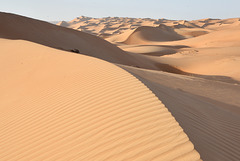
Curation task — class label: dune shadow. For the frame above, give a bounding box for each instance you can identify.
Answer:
[127,74,240,161]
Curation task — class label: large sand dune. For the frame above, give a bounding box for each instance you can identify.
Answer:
[0,39,200,160]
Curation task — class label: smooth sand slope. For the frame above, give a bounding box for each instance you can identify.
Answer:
[0,39,200,160]
[157,47,240,81]
[0,12,127,64]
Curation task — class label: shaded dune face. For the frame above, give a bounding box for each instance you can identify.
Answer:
[121,65,240,161]
[124,26,185,45]
[0,40,201,161]
[0,12,134,66]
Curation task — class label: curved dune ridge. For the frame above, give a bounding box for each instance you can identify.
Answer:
[0,39,201,160]
[123,26,184,45]
[121,65,240,161]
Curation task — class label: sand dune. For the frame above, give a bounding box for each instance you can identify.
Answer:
[106,29,135,43]
[0,12,129,65]
[107,27,209,44]
[0,39,200,160]
[123,25,184,45]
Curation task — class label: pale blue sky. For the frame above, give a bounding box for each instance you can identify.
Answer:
[1,0,240,21]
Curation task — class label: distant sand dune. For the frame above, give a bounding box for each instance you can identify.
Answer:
[123,25,184,45]
[0,39,200,160]
[58,16,240,40]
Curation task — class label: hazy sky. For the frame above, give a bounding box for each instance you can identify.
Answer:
[1,0,240,21]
